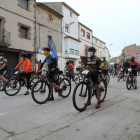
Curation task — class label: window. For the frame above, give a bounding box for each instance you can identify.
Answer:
[87,32,90,39]
[18,23,31,39]
[70,49,74,54]
[70,12,72,17]
[20,0,28,10]
[65,26,69,32]
[75,50,79,55]
[20,26,28,39]
[69,60,74,65]
[81,29,85,37]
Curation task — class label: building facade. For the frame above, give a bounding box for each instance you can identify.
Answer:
[0,0,36,74]
[105,47,111,62]
[36,3,63,69]
[44,2,81,71]
[92,36,106,58]
[78,22,93,64]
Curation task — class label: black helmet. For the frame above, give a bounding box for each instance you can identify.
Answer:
[66,61,69,65]
[88,46,96,51]
[21,53,28,57]
[43,47,50,51]
[0,53,4,56]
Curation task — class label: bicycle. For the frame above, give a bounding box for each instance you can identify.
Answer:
[72,69,107,112]
[126,68,137,90]
[76,68,85,81]
[64,70,80,84]
[112,69,118,78]
[100,70,110,85]
[117,68,126,82]
[31,70,71,104]
[0,70,14,91]
[4,71,40,96]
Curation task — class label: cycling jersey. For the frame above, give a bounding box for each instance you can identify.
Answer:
[15,58,33,73]
[102,60,108,70]
[129,61,138,69]
[0,58,7,70]
[67,64,73,71]
[43,54,57,71]
[123,62,130,69]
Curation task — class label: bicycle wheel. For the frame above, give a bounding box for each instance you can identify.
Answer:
[31,80,50,104]
[58,78,71,98]
[30,76,41,91]
[123,74,126,81]
[126,75,131,90]
[112,73,115,78]
[99,79,107,102]
[0,80,4,91]
[73,74,80,84]
[131,77,135,87]
[4,78,21,96]
[117,73,121,82]
[107,74,110,85]
[73,81,90,112]
[59,74,64,81]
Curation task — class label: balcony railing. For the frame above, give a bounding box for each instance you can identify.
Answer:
[0,30,11,46]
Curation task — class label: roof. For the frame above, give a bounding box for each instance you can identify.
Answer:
[79,22,92,32]
[44,2,80,16]
[36,3,63,18]
[92,36,106,44]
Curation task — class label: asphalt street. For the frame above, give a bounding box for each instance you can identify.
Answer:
[0,76,140,140]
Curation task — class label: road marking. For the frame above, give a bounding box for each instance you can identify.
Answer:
[0,112,8,116]
[71,108,91,114]
[34,101,51,106]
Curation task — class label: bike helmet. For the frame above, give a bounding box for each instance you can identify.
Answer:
[130,56,135,60]
[21,53,28,57]
[0,53,4,56]
[43,47,50,51]
[66,61,69,65]
[88,46,96,51]
[102,56,106,59]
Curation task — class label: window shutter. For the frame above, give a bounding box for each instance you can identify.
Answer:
[20,0,28,10]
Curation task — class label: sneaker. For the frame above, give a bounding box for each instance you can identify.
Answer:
[95,102,100,109]
[84,101,91,106]
[47,96,54,101]
[58,89,63,96]
[134,86,137,89]
[24,91,29,95]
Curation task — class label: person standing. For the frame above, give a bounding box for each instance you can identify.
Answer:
[15,53,33,95]
[0,53,8,89]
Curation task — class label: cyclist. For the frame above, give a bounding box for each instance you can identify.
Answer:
[79,46,104,109]
[0,53,8,89]
[35,59,42,71]
[66,61,74,80]
[109,65,113,75]
[101,56,108,84]
[15,53,33,95]
[40,47,62,101]
[113,63,118,75]
[122,58,130,77]
[129,56,138,89]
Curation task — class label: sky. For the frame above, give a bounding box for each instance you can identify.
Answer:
[37,0,140,58]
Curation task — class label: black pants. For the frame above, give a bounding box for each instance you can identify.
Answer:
[26,72,32,89]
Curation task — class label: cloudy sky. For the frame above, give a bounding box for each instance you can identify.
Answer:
[37,0,140,58]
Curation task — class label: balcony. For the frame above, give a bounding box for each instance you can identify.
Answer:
[0,30,11,47]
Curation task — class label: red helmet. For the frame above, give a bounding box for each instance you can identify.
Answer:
[130,56,135,60]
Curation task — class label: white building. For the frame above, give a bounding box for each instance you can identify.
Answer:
[44,2,81,71]
[105,47,111,62]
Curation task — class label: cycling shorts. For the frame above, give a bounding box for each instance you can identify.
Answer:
[103,70,108,76]
[123,69,128,74]
[132,70,137,76]
[0,69,7,76]
[48,70,58,83]
[91,73,100,84]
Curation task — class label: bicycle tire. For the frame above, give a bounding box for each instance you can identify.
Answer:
[4,77,21,96]
[73,74,80,84]
[117,73,121,82]
[107,74,110,85]
[30,76,41,91]
[0,80,4,91]
[31,80,51,104]
[58,78,71,98]
[126,75,131,90]
[72,81,90,112]
[98,79,107,102]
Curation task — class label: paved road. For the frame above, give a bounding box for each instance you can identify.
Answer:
[0,76,140,140]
